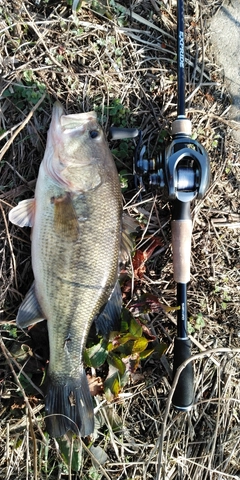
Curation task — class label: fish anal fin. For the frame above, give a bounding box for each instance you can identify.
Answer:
[95,281,122,336]
[45,367,94,438]
[52,193,79,241]
[16,283,45,328]
[9,198,35,228]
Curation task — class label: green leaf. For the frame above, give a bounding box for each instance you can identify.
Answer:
[23,69,33,83]
[57,435,82,472]
[153,342,168,357]
[188,323,195,334]
[132,337,148,354]
[84,339,108,368]
[120,319,129,333]
[195,313,205,329]
[119,169,129,191]
[108,353,126,375]
[107,334,121,352]
[129,316,142,337]
[18,373,34,395]
[104,369,121,401]
[117,333,137,345]
[86,465,103,480]
[120,308,132,332]
[2,324,18,339]
[139,348,155,359]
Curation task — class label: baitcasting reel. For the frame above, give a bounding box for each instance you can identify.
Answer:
[110,116,210,203]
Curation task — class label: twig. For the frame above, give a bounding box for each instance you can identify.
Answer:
[81,439,112,480]
[28,408,39,480]
[0,93,46,162]
[115,2,175,40]
[0,202,18,289]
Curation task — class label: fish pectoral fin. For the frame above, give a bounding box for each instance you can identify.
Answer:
[16,283,45,328]
[9,198,35,227]
[45,367,94,438]
[120,213,139,264]
[95,281,122,335]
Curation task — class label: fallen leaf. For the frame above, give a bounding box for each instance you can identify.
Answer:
[89,445,109,466]
[132,238,162,279]
[129,372,145,384]
[87,375,104,396]
[122,353,140,373]
[130,293,180,314]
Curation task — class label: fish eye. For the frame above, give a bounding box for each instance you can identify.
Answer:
[89,130,99,139]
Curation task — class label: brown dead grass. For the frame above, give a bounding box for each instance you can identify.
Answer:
[0,0,239,478]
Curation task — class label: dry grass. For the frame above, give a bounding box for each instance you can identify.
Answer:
[0,0,239,478]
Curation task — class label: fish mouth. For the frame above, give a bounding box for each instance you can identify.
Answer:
[61,112,97,127]
[52,101,97,133]
[60,113,97,135]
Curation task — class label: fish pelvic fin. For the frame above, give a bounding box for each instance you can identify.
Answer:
[120,213,139,264]
[95,281,122,336]
[16,282,45,328]
[45,366,94,438]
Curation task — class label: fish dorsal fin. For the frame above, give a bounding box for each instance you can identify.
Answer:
[120,213,138,264]
[16,283,45,328]
[9,198,35,227]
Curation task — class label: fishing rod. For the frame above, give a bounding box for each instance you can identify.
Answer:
[110,0,210,410]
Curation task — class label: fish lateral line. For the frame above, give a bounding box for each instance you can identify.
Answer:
[56,276,116,291]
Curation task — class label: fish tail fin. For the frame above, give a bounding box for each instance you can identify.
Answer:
[45,366,94,438]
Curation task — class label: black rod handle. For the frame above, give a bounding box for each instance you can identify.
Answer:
[172,337,194,410]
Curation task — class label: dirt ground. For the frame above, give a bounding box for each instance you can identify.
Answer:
[0,1,239,479]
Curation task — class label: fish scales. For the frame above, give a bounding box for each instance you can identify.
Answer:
[9,102,124,438]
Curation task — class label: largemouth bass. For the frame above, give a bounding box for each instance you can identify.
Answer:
[9,102,125,438]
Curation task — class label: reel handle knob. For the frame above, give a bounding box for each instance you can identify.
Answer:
[109,127,139,140]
